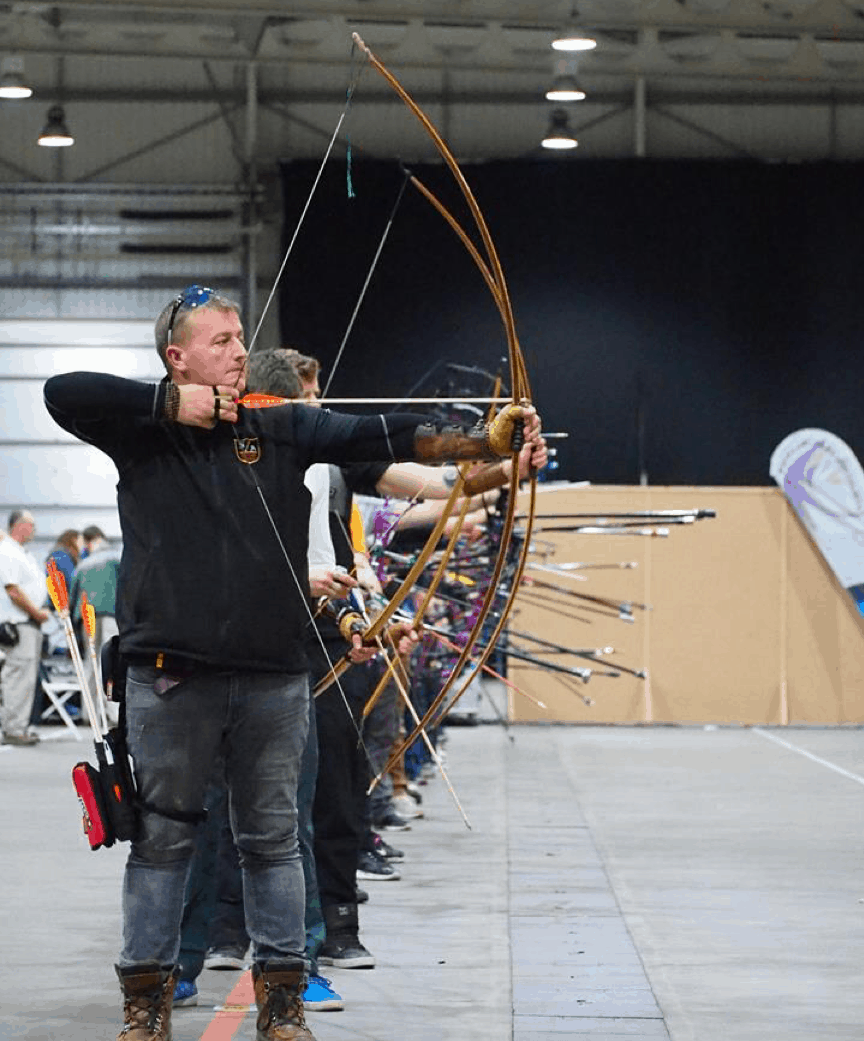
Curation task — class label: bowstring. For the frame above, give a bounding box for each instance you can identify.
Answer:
[246,48,365,356]
[321,169,411,398]
[231,422,374,761]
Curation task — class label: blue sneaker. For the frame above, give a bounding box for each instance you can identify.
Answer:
[303,975,344,1012]
[173,979,198,1008]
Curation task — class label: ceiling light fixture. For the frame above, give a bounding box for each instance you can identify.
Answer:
[37,104,74,147]
[0,56,33,99]
[541,109,579,151]
[552,32,597,53]
[546,74,586,102]
[552,8,597,53]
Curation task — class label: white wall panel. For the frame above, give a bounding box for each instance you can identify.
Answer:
[0,347,160,379]
[2,384,76,440]
[0,320,152,346]
[0,319,161,551]
[2,445,119,503]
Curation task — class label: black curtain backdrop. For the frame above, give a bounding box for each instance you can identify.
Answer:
[279,157,864,486]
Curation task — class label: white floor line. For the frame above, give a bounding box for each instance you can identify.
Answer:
[754,727,864,787]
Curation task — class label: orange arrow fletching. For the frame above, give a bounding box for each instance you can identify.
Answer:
[81,593,96,640]
[46,559,69,613]
[239,393,290,409]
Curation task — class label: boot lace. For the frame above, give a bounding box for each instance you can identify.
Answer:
[120,990,165,1037]
[265,981,306,1030]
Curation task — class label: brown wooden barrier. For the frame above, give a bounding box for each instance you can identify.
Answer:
[508,485,864,724]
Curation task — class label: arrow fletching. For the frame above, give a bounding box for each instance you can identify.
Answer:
[239,393,289,409]
[81,592,96,641]
[46,559,69,613]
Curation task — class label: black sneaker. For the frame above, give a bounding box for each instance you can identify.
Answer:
[357,850,401,881]
[370,832,404,861]
[318,935,375,969]
[374,810,411,832]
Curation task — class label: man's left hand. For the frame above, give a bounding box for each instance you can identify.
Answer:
[518,432,548,478]
[488,403,543,458]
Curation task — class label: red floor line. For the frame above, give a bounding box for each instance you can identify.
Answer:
[198,969,255,1041]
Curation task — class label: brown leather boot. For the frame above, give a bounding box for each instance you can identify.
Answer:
[115,964,178,1041]
[252,961,316,1041]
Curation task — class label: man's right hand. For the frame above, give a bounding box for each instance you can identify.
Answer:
[176,384,239,428]
[308,566,358,600]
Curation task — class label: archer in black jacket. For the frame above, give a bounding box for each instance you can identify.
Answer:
[42,287,539,1041]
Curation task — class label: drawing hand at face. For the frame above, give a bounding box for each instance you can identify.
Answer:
[175,384,240,428]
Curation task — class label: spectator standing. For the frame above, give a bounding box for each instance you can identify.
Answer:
[0,510,50,746]
[45,529,83,592]
[79,524,105,562]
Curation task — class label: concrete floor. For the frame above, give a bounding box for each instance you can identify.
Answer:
[1,720,863,1041]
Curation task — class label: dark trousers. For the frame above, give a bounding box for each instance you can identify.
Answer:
[179,689,324,975]
[310,641,371,909]
[178,771,232,979]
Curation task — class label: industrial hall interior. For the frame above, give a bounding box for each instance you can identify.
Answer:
[2,2,864,1040]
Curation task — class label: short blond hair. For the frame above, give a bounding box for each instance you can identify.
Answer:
[154,292,241,373]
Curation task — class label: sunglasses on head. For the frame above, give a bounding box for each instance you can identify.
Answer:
[165,284,217,344]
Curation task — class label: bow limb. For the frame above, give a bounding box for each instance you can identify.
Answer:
[352,32,525,401]
[394,377,508,644]
[348,470,467,646]
[407,174,507,326]
[314,473,477,701]
[424,627,548,713]
[349,33,539,769]
[377,465,528,778]
[352,478,478,713]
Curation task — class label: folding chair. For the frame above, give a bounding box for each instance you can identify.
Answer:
[39,657,83,741]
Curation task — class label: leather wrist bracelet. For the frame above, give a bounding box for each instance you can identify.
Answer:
[163,381,180,423]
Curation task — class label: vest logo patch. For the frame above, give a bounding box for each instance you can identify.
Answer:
[233,436,261,465]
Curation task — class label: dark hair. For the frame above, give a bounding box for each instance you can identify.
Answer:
[245,349,304,399]
[55,529,82,561]
[8,509,31,531]
[154,291,241,373]
[82,525,106,544]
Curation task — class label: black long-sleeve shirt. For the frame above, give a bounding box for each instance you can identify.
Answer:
[44,372,433,673]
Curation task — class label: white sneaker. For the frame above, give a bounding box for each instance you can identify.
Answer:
[204,946,248,970]
[392,794,423,819]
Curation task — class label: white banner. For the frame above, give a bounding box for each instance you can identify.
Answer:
[770,428,864,590]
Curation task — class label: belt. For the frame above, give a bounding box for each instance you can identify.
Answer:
[126,652,219,677]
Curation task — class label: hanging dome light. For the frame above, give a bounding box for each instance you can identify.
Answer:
[38,104,74,147]
[552,25,597,52]
[541,109,579,151]
[0,56,33,99]
[546,74,587,102]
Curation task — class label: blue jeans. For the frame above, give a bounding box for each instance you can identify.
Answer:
[119,666,308,969]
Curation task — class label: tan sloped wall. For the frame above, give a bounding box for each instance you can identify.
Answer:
[508,485,864,724]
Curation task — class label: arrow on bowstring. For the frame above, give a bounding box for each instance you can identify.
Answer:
[422,626,547,712]
[524,510,717,521]
[313,472,479,700]
[516,584,637,624]
[522,571,651,615]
